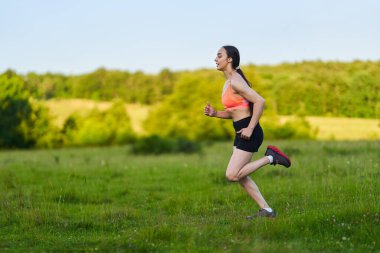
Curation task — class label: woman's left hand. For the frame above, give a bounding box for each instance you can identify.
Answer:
[236,127,254,140]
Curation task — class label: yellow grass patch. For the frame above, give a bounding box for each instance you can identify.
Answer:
[280,115,380,140]
[45,99,152,134]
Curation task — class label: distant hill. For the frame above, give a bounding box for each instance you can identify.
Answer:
[4,60,380,118]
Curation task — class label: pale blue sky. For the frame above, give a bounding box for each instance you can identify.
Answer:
[1,0,379,74]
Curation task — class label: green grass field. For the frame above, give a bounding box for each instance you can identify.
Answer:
[1,140,379,252]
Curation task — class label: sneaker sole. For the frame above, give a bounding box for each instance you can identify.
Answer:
[267,145,291,167]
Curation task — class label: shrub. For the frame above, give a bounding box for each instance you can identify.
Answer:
[62,99,135,146]
[28,99,64,148]
[0,71,62,148]
[261,116,317,140]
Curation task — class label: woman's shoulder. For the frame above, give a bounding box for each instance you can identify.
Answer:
[230,77,248,90]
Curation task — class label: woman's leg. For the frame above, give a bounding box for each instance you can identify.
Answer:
[225,148,270,208]
[225,148,270,182]
[239,176,270,209]
[236,156,271,179]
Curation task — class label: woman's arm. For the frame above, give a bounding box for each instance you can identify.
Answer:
[231,82,265,129]
[213,110,232,119]
[204,102,232,119]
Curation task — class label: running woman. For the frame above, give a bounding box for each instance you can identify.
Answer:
[204,45,291,218]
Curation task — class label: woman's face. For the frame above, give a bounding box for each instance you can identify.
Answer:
[214,47,231,71]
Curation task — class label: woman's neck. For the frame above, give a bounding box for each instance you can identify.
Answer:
[224,69,237,79]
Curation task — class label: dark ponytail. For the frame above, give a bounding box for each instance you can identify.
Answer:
[222,45,253,113]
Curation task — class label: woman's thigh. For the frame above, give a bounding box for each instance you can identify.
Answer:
[226,147,254,181]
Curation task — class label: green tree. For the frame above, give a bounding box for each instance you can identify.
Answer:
[0,70,60,148]
[63,99,135,146]
[341,72,379,118]
[145,71,235,141]
[0,70,33,148]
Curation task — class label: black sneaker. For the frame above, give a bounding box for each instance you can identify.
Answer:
[265,145,291,168]
[246,208,277,219]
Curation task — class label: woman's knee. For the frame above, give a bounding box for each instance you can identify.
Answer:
[225,171,239,182]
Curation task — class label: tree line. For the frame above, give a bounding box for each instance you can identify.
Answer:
[9,60,380,118]
[22,68,175,104]
[1,60,379,148]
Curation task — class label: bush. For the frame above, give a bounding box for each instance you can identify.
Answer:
[0,71,62,148]
[131,135,201,154]
[28,99,64,148]
[261,116,317,140]
[62,99,135,146]
[144,72,233,141]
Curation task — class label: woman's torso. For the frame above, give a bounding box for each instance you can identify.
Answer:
[221,80,251,122]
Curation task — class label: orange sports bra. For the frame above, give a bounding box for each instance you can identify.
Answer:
[221,80,250,111]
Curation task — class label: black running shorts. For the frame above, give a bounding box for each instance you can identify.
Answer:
[233,117,264,152]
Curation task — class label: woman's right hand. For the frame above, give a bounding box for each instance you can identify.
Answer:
[204,101,216,117]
